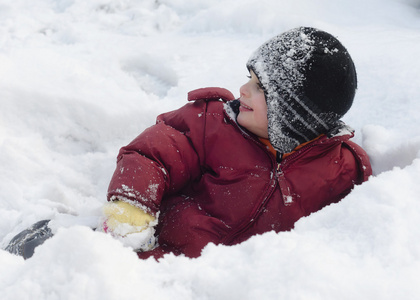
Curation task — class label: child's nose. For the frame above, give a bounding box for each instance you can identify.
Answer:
[239,83,249,98]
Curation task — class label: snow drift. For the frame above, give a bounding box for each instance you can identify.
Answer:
[1,0,420,299]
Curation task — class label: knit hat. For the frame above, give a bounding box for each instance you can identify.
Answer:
[246,27,357,153]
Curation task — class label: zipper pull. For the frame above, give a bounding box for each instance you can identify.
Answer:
[277,165,293,206]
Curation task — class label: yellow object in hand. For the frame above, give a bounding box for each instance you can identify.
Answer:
[103,200,155,232]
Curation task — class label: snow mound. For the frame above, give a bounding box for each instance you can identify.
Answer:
[1,0,420,299]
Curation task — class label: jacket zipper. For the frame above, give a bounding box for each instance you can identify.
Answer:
[276,165,293,206]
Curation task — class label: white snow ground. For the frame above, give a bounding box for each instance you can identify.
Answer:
[1,0,420,299]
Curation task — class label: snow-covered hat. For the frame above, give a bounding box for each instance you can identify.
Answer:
[247,27,357,153]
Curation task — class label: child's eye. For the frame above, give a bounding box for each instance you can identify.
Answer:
[246,75,251,79]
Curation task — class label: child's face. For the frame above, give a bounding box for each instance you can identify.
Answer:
[237,70,268,138]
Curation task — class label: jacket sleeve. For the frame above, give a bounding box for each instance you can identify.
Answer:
[290,137,372,217]
[343,140,372,183]
[107,103,205,216]
[107,87,235,216]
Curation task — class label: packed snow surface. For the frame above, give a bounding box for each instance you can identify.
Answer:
[1,0,420,299]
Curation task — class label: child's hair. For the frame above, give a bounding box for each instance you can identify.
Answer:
[247,27,357,153]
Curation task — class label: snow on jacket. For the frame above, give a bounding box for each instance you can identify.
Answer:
[107,87,372,259]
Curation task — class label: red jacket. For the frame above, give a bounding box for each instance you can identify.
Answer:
[107,87,372,259]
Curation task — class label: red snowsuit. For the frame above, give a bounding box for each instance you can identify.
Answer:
[107,87,372,259]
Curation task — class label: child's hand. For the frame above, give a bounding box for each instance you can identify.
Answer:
[101,200,157,251]
[103,200,155,231]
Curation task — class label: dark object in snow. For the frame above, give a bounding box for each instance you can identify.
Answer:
[5,219,53,259]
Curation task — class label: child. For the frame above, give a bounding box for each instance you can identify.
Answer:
[102,27,372,260]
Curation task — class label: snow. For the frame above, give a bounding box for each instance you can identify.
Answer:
[1,0,420,298]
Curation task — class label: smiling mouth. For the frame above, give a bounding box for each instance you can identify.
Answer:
[239,101,253,111]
